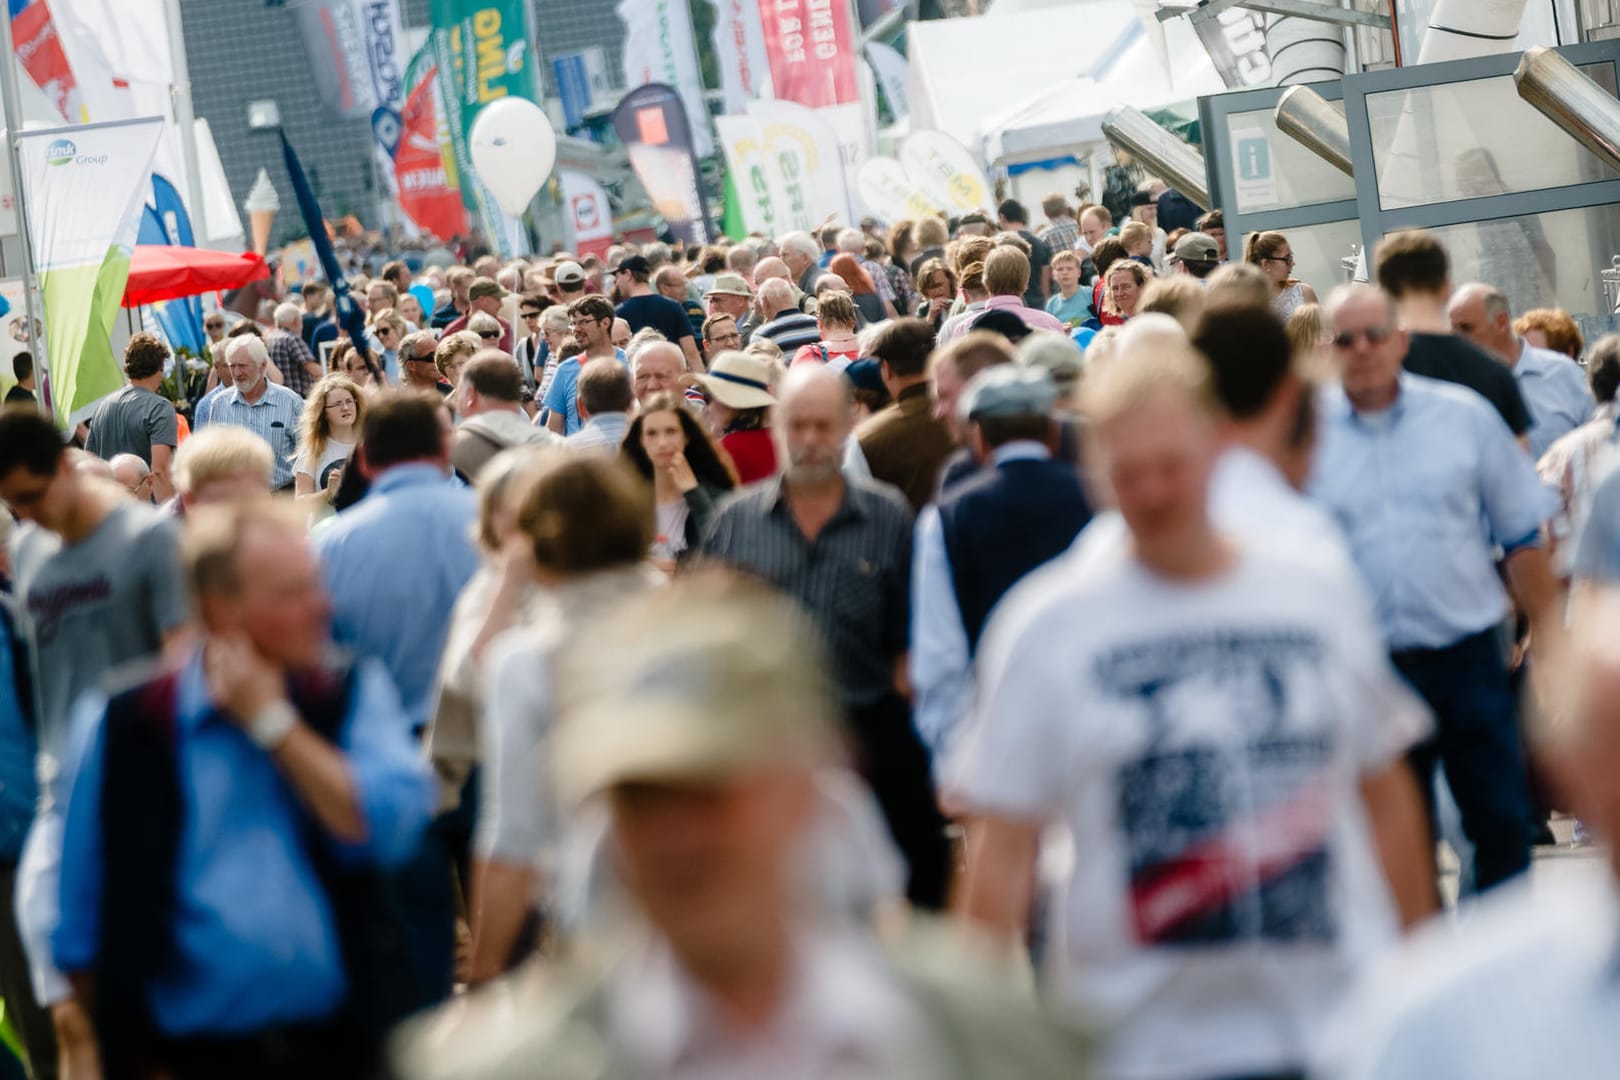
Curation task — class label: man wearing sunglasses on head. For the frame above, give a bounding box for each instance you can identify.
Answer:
[1310,282,1562,903]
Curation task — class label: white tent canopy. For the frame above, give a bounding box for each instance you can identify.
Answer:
[980,15,1225,167]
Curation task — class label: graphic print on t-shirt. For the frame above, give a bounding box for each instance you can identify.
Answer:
[1098,627,1340,947]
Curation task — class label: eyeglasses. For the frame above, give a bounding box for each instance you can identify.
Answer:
[1266,253,1296,267]
[478,330,500,340]
[204,321,224,331]
[521,310,542,320]
[569,318,597,330]
[709,332,741,347]
[1332,325,1394,349]
[376,326,394,337]
[326,398,356,411]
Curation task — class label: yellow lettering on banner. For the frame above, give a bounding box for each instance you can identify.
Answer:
[474,10,507,103]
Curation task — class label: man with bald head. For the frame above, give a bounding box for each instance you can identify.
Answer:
[1312,282,1562,894]
[631,340,685,406]
[702,366,950,911]
[751,277,821,354]
[1449,281,1594,458]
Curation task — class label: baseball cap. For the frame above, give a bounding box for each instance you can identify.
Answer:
[553,574,841,802]
[468,277,508,301]
[960,364,1058,423]
[1131,190,1156,208]
[968,307,1033,344]
[707,272,752,298]
[687,350,777,410]
[553,261,585,286]
[844,358,886,393]
[612,254,651,275]
[1169,231,1220,266]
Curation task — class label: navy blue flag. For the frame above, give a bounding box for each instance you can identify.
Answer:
[137,175,205,354]
[279,131,380,381]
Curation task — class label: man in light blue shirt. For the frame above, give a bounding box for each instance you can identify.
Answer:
[211,335,306,489]
[1449,282,1595,460]
[1311,283,1561,892]
[53,500,432,1075]
[564,357,633,456]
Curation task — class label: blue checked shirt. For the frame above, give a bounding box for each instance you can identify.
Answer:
[1309,374,1558,650]
[209,381,306,489]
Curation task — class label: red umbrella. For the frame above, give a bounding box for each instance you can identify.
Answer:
[122,245,270,308]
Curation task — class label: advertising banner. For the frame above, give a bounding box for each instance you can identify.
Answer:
[295,0,376,118]
[394,44,467,240]
[612,83,714,247]
[708,0,771,115]
[11,1,84,121]
[16,117,163,423]
[864,41,909,119]
[560,170,614,259]
[618,0,712,157]
[758,0,861,110]
[856,156,937,224]
[429,0,539,255]
[715,112,813,238]
[900,129,991,215]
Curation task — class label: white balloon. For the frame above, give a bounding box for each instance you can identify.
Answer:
[468,98,558,217]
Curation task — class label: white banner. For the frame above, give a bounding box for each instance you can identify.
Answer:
[857,157,938,224]
[618,0,713,157]
[901,129,991,216]
[708,0,771,115]
[717,114,796,237]
[748,99,856,228]
[864,41,909,119]
[560,169,614,256]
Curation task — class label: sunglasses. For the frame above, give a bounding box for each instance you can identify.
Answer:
[1332,325,1394,349]
[521,310,542,319]
[478,330,500,340]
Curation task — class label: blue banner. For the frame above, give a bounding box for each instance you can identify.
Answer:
[136,175,205,354]
[552,53,591,131]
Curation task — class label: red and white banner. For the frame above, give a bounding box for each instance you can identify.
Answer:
[12,2,84,122]
[758,0,860,110]
[560,170,614,260]
[394,61,467,241]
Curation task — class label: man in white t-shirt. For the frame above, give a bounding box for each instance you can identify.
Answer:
[949,340,1433,1080]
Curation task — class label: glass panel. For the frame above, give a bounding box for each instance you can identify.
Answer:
[1426,202,1620,318]
[1237,219,1363,300]
[1396,0,1559,61]
[1224,105,1357,214]
[1365,64,1620,210]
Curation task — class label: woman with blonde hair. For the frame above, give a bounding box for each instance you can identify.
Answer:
[294,373,365,506]
[1245,230,1318,319]
[436,330,481,388]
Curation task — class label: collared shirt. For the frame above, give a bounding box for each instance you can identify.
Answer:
[314,465,479,732]
[210,380,306,488]
[943,295,1065,342]
[1309,374,1557,650]
[611,928,945,1079]
[266,327,318,399]
[910,441,1048,766]
[541,348,628,435]
[191,384,226,428]
[566,412,630,456]
[1514,338,1595,460]
[52,651,433,1037]
[1039,216,1081,253]
[1539,405,1620,573]
[702,476,913,708]
[935,300,987,342]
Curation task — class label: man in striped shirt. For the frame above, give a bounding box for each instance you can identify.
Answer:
[751,278,821,354]
[211,336,307,490]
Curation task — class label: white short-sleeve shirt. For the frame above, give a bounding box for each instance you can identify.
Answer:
[950,540,1428,1080]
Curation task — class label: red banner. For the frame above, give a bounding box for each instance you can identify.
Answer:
[394,67,467,241]
[12,1,81,122]
[758,0,860,109]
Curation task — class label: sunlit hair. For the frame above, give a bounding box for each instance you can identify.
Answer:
[1514,307,1584,360]
[172,425,274,496]
[619,392,739,491]
[1080,338,1217,426]
[298,374,366,468]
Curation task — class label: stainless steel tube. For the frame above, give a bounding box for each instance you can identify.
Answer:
[1274,85,1354,177]
[1101,106,1211,210]
[1514,46,1620,174]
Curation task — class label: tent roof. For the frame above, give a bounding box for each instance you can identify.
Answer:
[979,16,1226,166]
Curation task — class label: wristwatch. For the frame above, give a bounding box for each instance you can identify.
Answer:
[246,700,299,751]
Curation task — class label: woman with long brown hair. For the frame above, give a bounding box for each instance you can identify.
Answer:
[294,373,366,507]
[1245,230,1318,319]
[620,391,738,562]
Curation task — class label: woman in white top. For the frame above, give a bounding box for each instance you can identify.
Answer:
[618,392,738,566]
[1247,229,1318,320]
[294,374,364,508]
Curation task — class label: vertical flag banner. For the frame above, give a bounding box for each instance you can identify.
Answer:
[359,0,408,218]
[294,0,377,118]
[16,117,164,423]
[864,41,909,120]
[612,83,714,247]
[758,0,861,109]
[617,0,712,158]
[429,0,539,256]
[559,170,614,259]
[708,0,771,116]
[11,1,84,121]
[281,133,377,380]
[395,44,467,240]
[716,112,811,238]
[747,98,854,226]
[857,157,939,224]
[136,174,204,354]
[901,129,992,215]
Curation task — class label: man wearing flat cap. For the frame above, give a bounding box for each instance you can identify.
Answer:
[391,573,1093,1080]
[442,277,514,352]
[910,365,1092,767]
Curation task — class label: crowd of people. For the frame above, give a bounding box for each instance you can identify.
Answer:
[0,178,1617,1079]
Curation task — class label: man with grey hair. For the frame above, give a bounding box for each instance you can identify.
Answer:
[397,329,445,395]
[752,278,821,354]
[702,366,950,911]
[641,241,672,271]
[213,335,307,489]
[108,453,152,502]
[725,243,756,278]
[779,230,825,295]
[631,340,686,406]
[451,351,561,481]
[1448,281,1594,458]
[268,300,321,398]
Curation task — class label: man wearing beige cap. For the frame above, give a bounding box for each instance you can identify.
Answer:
[392,573,1091,1080]
[442,277,513,352]
[705,272,754,345]
[551,260,588,304]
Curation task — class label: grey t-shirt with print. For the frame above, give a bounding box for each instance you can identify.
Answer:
[84,386,177,464]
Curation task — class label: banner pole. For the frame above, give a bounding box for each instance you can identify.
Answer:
[164,0,209,247]
[0,7,50,416]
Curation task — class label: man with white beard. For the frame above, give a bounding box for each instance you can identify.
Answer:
[701,367,951,914]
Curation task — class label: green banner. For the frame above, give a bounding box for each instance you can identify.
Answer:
[428,0,540,257]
